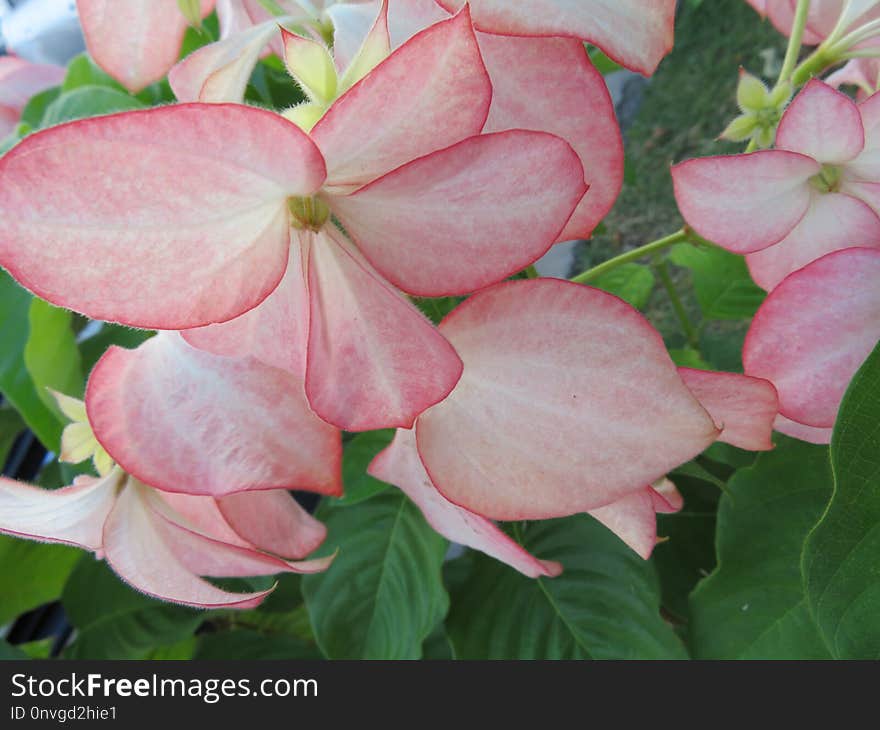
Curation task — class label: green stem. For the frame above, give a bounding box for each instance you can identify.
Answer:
[776,0,811,86]
[569,229,689,284]
[653,255,699,348]
[791,46,835,86]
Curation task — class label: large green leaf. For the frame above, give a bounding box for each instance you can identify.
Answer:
[0,640,27,660]
[803,341,880,658]
[302,492,448,659]
[42,86,146,127]
[669,243,765,320]
[195,630,321,659]
[689,438,832,658]
[447,516,686,659]
[62,558,203,659]
[0,536,81,626]
[652,479,720,622]
[334,430,394,506]
[24,299,84,418]
[0,272,63,449]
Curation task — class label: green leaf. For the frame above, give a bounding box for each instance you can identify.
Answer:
[689,437,832,659]
[668,346,712,370]
[43,86,146,127]
[24,299,84,423]
[334,430,394,506]
[144,637,197,660]
[0,273,64,449]
[62,54,128,94]
[0,536,81,626]
[653,480,720,622]
[0,405,26,467]
[803,341,880,658]
[422,622,456,660]
[20,87,61,128]
[447,516,686,659]
[670,460,726,490]
[669,243,765,320]
[588,47,622,76]
[195,629,321,659]
[591,263,656,310]
[18,638,54,659]
[62,558,203,659]
[78,323,154,374]
[302,492,449,659]
[413,296,463,325]
[0,640,27,660]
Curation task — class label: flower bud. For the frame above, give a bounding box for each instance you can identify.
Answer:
[737,69,770,112]
[721,114,759,142]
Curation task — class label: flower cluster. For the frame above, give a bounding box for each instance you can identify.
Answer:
[0,0,794,610]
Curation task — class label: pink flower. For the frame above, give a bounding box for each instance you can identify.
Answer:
[744,247,880,443]
[384,0,625,243]
[432,0,676,76]
[0,56,64,138]
[0,387,333,608]
[172,0,624,246]
[673,80,880,291]
[0,10,587,432]
[746,0,880,46]
[369,279,778,569]
[827,38,880,99]
[0,468,333,609]
[76,0,217,92]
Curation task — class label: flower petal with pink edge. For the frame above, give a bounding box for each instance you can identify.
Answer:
[86,332,342,497]
[0,104,326,329]
[312,8,491,189]
[677,368,779,451]
[774,414,833,445]
[76,0,215,92]
[0,470,121,551]
[330,131,586,297]
[369,429,561,578]
[0,56,65,113]
[170,20,280,103]
[183,240,309,377]
[328,0,385,72]
[746,192,880,291]
[587,490,659,560]
[827,57,880,100]
[844,89,880,179]
[651,478,684,514]
[477,33,623,241]
[416,280,719,521]
[102,483,274,610]
[218,491,327,560]
[143,485,332,576]
[672,151,820,254]
[387,0,449,45]
[305,228,462,431]
[776,80,865,164]
[435,0,675,75]
[743,247,880,428]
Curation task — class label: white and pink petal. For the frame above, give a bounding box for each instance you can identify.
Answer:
[415,279,719,521]
[86,332,342,497]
